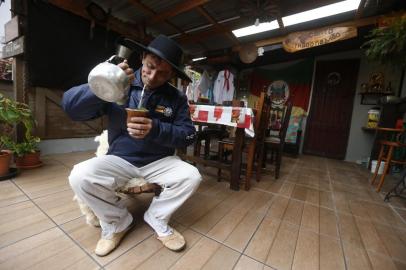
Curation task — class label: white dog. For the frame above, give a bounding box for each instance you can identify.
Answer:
[74,130,156,227]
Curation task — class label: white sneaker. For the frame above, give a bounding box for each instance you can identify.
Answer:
[95,220,135,256]
[143,211,186,251]
[157,229,186,251]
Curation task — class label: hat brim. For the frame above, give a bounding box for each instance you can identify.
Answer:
[123,38,192,83]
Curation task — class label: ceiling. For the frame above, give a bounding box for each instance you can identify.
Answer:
[48,0,405,68]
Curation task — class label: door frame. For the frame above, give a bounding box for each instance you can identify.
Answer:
[302,58,360,159]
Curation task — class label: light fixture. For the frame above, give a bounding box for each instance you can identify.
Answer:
[232,0,361,38]
[232,20,279,38]
[282,0,361,27]
[192,57,207,62]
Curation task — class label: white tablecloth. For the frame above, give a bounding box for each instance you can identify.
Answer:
[189,104,255,137]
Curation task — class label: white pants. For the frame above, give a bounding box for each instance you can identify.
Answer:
[69,155,201,235]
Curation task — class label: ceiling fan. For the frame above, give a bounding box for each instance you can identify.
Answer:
[239,0,280,25]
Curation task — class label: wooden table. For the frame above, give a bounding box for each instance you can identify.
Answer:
[179,104,255,191]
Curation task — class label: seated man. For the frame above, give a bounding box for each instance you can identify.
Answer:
[62,35,201,256]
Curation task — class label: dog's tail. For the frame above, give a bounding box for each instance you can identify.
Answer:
[73,195,100,227]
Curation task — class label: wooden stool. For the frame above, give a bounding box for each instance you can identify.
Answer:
[371,127,406,192]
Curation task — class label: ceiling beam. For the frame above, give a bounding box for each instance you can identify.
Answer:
[127,0,155,16]
[126,0,210,50]
[127,0,182,34]
[196,6,239,45]
[47,0,144,41]
[176,25,231,44]
[356,0,367,19]
[276,16,284,29]
[146,0,211,25]
[175,18,250,44]
[175,0,343,50]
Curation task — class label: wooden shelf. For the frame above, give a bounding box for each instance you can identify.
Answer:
[362,126,376,132]
[358,92,394,105]
[358,92,393,95]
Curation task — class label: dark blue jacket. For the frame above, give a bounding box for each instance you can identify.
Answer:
[62,68,196,167]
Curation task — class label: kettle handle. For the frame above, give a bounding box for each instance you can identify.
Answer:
[107,55,126,65]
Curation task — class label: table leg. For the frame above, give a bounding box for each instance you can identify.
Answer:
[384,169,406,201]
[230,128,244,190]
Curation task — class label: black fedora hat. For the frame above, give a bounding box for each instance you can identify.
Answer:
[124,35,191,82]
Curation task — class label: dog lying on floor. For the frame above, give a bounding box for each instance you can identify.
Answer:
[73,130,161,227]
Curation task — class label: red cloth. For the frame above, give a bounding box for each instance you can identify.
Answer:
[249,74,311,111]
[289,84,311,111]
[250,73,269,97]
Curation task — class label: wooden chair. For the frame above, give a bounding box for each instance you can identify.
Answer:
[217,91,271,190]
[371,127,406,192]
[258,100,293,179]
[194,125,229,159]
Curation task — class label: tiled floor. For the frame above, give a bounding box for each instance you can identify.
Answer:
[0,151,405,269]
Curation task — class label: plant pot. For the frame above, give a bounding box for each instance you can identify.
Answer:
[15,151,42,169]
[0,150,12,176]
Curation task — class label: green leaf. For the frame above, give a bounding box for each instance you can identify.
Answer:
[362,17,406,67]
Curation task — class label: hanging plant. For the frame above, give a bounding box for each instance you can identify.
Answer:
[361,16,406,67]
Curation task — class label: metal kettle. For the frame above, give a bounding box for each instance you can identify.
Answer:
[88,38,137,105]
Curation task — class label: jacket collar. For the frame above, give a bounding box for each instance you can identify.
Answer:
[132,68,144,88]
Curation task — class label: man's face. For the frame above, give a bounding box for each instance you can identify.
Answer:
[141,54,174,89]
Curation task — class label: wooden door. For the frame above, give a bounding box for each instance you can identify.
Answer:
[303,59,360,159]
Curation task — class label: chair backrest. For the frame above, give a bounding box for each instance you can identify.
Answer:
[254,91,272,138]
[279,101,293,146]
[232,99,245,107]
[267,100,293,145]
[222,100,244,107]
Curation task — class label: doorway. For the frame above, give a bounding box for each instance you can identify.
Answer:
[303,59,360,159]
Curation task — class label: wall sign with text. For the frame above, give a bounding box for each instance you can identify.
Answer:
[2,36,24,58]
[283,26,357,53]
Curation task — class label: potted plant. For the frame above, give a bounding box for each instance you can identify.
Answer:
[0,136,12,176]
[361,16,406,68]
[362,15,406,96]
[1,136,41,168]
[0,93,41,170]
[0,94,18,176]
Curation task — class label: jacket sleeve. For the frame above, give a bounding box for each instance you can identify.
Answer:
[147,95,196,148]
[62,83,109,121]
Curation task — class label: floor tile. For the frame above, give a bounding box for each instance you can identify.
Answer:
[130,229,202,270]
[13,170,71,199]
[244,217,281,263]
[320,235,345,270]
[168,236,224,270]
[234,255,266,270]
[33,189,81,225]
[342,241,373,270]
[224,193,272,251]
[61,216,153,266]
[1,152,404,270]
[266,221,299,270]
[0,200,55,248]
[319,207,338,238]
[0,180,28,207]
[0,227,99,270]
[292,228,319,270]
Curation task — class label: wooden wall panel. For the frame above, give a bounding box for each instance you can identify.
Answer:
[34,87,106,139]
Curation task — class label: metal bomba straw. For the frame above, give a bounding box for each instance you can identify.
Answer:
[138,84,147,109]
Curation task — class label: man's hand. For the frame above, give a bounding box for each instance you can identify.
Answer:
[127,117,152,139]
[118,60,135,86]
